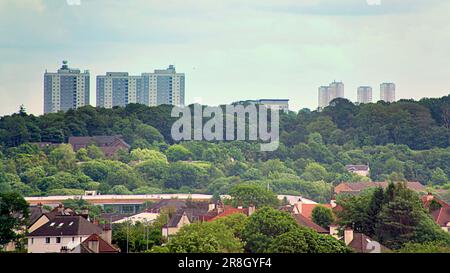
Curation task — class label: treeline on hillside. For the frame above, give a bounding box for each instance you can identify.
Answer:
[1,95,450,149]
[0,97,449,201]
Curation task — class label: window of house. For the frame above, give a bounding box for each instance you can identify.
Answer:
[56,237,61,244]
[45,237,50,244]
[31,238,34,244]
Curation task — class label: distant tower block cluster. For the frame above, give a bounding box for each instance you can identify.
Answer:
[44,62,185,113]
[317,80,397,110]
[357,86,373,104]
[380,83,396,103]
[318,81,345,110]
[97,65,185,108]
[44,61,90,114]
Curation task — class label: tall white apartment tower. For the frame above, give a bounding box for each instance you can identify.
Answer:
[142,65,185,107]
[44,61,90,114]
[357,86,373,104]
[318,86,330,110]
[96,72,142,108]
[329,81,344,99]
[318,81,345,110]
[380,83,396,102]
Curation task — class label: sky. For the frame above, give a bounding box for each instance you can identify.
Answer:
[0,0,449,116]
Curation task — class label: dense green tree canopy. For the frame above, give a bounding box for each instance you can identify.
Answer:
[241,207,298,253]
[152,221,244,253]
[229,184,279,208]
[337,182,450,249]
[0,192,29,246]
[0,100,449,205]
[311,205,334,229]
[267,227,352,253]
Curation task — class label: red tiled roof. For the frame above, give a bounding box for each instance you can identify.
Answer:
[300,204,332,220]
[292,213,328,233]
[81,234,119,253]
[420,194,450,228]
[421,194,450,209]
[432,207,450,227]
[348,233,390,253]
[207,206,247,222]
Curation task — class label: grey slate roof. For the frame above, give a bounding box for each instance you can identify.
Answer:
[28,215,103,237]
[28,206,49,225]
[145,199,188,212]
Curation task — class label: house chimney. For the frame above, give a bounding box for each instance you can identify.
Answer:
[330,199,337,208]
[217,202,224,214]
[57,204,64,213]
[294,198,303,215]
[329,224,339,239]
[248,204,256,216]
[426,192,434,202]
[101,227,112,244]
[344,228,354,245]
[81,208,89,216]
[88,239,100,253]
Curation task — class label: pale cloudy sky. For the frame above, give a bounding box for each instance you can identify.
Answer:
[0,0,449,115]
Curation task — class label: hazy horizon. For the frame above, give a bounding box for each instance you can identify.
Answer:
[1,0,450,116]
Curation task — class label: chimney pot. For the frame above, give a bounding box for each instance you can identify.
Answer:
[344,228,354,245]
[248,205,256,216]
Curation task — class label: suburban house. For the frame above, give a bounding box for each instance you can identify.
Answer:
[345,164,370,177]
[27,214,112,253]
[68,234,119,253]
[27,204,115,253]
[112,211,160,224]
[280,200,332,234]
[2,204,55,251]
[29,205,50,225]
[292,212,329,234]
[205,204,255,221]
[162,211,192,238]
[68,135,130,157]
[162,202,255,238]
[422,193,450,233]
[28,204,79,234]
[293,202,333,220]
[281,198,391,252]
[334,181,426,195]
[343,228,389,253]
